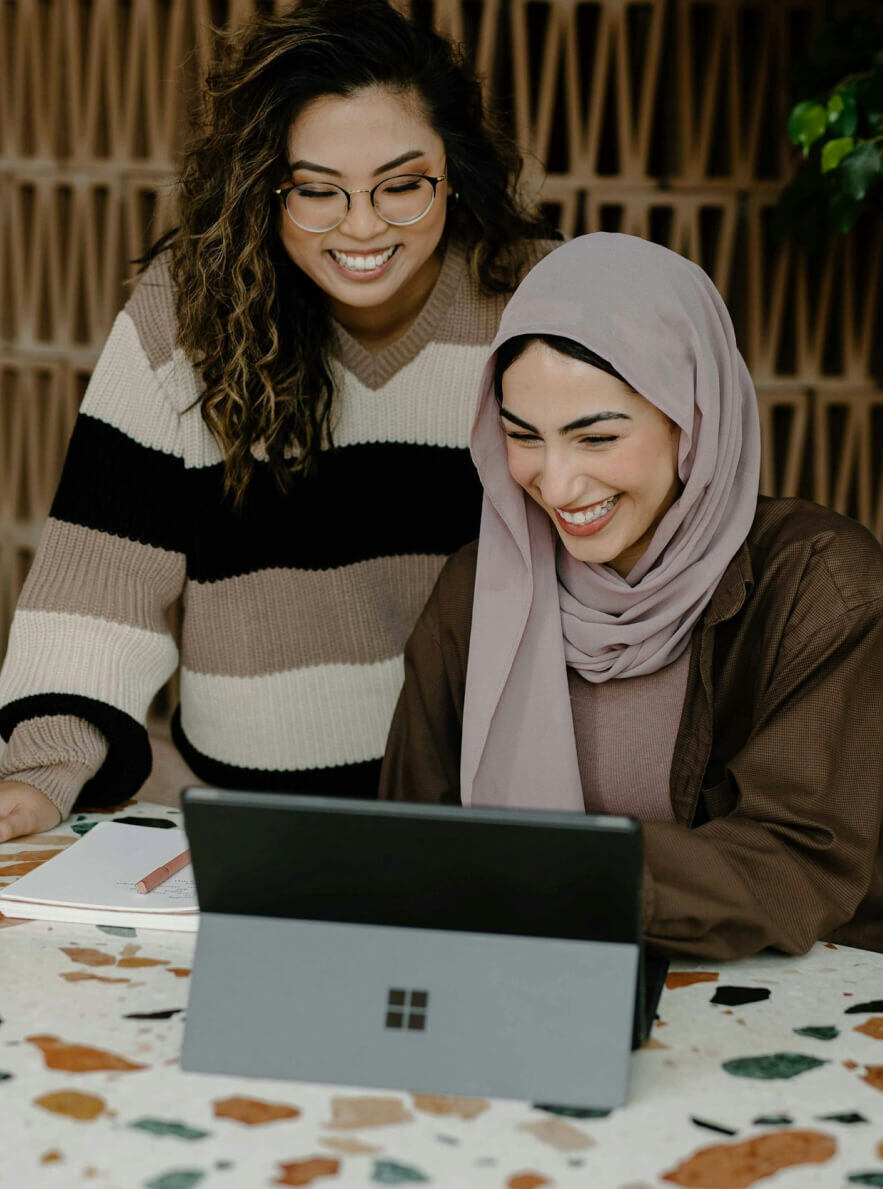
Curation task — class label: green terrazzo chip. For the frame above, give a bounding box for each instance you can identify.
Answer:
[145,1172,206,1189]
[534,1103,611,1118]
[371,1160,430,1183]
[722,1052,828,1079]
[71,821,98,836]
[97,925,137,937]
[130,1118,209,1140]
[794,1025,839,1040]
[847,1175,883,1186]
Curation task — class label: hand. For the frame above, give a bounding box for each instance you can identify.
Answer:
[0,782,62,842]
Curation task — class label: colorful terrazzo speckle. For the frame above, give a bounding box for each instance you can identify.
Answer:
[130,1118,211,1140]
[662,1129,837,1186]
[3,799,883,1188]
[722,1052,828,1079]
[144,1171,206,1189]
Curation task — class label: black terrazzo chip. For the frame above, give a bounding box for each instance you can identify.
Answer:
[124,1009,184,1020]
[844,1001,883,1014]
[113,816,176,829]
[691,1117,738,1135]
[711,986,772,1006]
[818,1112,868,1124]
[753,1115,793,1125]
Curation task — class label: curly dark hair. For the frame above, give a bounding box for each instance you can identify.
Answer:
[168,0,548,505]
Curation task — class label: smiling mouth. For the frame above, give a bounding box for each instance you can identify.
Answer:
[556,494,620,526]
[328,246,398,273]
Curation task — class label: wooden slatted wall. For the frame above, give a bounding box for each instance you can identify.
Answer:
[1,0,881,655]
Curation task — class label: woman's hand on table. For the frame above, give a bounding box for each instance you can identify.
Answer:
[0,782,61,842]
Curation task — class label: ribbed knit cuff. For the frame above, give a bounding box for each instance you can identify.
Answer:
[0,715,109,820]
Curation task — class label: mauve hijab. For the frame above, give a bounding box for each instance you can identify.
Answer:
[461,233,761,811]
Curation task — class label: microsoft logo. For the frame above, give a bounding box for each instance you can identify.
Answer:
[385,988,429,1031]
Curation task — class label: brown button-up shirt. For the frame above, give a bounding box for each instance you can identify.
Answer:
[380,497,883,960]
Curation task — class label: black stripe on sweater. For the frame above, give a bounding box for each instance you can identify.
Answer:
[186,442,484,581]
[0,695,152,808]
[50,414,188,554]
[171,708,381,798]
[48,412,483,578]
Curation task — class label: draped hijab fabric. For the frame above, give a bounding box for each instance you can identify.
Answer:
[461,233,761,810]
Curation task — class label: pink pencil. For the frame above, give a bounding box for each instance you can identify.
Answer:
[135,848,192,894]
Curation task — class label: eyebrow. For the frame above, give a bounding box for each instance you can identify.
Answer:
[500,408,631,434]
[288,150,428,178]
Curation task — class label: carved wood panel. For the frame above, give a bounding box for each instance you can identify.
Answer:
[1,0,881,656]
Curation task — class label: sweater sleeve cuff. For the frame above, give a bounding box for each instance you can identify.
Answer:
[0,715,109,820]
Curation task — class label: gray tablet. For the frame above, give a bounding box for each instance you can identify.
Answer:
[180,790,666,1108]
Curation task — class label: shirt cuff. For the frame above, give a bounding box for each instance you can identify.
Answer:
[0,715,109,820]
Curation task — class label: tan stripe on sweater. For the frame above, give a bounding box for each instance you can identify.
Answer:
[0,715,108,818]
[18,521,185,632]
[182,554,449,676]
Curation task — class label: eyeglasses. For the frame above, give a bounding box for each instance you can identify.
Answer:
[274,173,446,233]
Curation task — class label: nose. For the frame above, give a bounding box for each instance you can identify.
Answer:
[535,445,591,511]
[338,192,389,240]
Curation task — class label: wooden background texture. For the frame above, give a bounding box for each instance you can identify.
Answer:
[1,0,882,659]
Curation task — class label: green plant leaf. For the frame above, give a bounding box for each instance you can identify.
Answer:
[788,101,828,151]
[827,89,858,137]
[857,70,883,125]
[841,141,882,199]
[821,136,855,172]
[829,190,861,232]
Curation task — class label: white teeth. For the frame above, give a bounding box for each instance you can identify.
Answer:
[558,495,618,525]
[330,246,396,272]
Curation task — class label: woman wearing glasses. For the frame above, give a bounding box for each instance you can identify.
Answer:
[0,0,554,840]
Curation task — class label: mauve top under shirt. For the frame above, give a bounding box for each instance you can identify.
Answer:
[567,641,692,821]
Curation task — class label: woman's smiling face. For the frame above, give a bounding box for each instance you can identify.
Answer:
[279,86,448,336]
[500,340,682,576]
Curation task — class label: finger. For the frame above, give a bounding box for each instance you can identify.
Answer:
[0,805,34,843]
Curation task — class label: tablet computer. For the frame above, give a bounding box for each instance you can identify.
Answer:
[180,789,666,1108]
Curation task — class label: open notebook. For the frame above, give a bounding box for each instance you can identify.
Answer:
[0,821,198,931]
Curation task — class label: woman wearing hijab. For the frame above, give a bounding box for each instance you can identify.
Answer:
[380,233,883,961]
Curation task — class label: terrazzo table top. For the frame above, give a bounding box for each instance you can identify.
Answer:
[1,800,882,1189]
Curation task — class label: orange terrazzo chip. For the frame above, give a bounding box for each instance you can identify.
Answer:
[26,1034,146,1073]
[0,860,49,876]
[165,967,191,978]
[40,1150,64,1164]
[213,1095,301,1125]
[326,1096,413,1128]
[666,972,720,989]
[507,1174,553,1189]
[61,947,115,968]
[862,1065,883,1091]
[34,1090,106,1121]
[854,1018,883,1040]
[412,1093,489,1120]
[274,1157,340,1186]
[60,972,130,984]
[662,1129,836,1188]
[518,1117,595,1152]
[320,1137,382,1155]
[116,957,170,968]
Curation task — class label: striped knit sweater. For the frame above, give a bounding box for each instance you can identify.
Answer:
[0,237,554,817]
